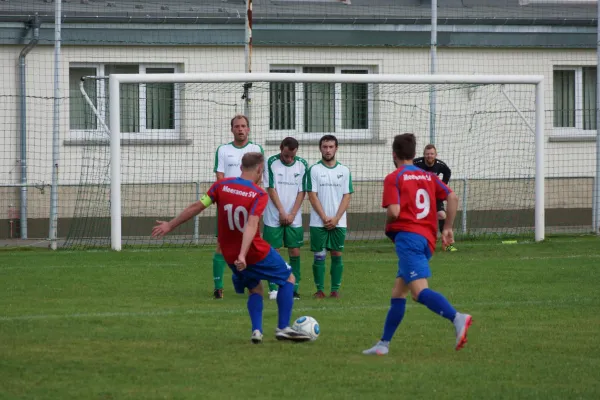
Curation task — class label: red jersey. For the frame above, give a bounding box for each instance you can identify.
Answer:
[207,177,271,265]
[382,164,451,253]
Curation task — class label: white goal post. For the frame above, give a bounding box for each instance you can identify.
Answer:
[108,72,545,251]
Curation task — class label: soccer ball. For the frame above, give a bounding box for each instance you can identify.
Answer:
[292,316,320,341]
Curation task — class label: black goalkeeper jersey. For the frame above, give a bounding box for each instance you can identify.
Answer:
[413,157,451,184]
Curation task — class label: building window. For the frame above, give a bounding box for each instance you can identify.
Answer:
[553,67,597,132]
[69,64,180,140]
[269,66,374,140]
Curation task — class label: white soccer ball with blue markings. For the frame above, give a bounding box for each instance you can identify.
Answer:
[292,316,320,341]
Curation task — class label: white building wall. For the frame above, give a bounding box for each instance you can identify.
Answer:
[0,45,596,220]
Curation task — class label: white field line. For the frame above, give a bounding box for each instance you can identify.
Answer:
[2,252,600,271]
[0,263,184,270]
[518,254,600,260]
[0,298,596,323]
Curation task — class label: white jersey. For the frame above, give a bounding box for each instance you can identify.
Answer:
[307,161,353,228]
[214,141,264,178]
[263,154,308,228]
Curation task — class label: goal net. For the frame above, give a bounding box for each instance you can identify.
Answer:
[63,73,544,250]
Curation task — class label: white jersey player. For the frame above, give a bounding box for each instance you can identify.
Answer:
[262,137,308,300]
[307,135,353,299]
[211,115,264,299]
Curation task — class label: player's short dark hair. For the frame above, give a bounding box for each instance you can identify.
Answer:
[424,144,437,152]
[319,134,338,148]
[231,114,250,128]
[241,152,264,170]
[280,137,299,151]
[392,133,416,161]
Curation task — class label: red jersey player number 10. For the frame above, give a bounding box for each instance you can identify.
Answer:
[207,178,271,266]
[223,203,249,232]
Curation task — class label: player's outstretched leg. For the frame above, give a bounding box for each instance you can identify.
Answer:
[275,276,311,342]
[416,287,472,350]
[416,288,457,321]
[247,285,264,344]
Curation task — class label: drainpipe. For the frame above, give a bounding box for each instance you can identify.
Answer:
[18,14,40,239]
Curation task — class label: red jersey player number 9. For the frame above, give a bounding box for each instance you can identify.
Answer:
[415,189,431,220]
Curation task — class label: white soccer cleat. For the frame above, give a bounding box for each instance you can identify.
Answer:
[275,327,312,342]
[453,312,473,351]
[251,329,263,344]
[362,341,390,355]
[268,290,278,300]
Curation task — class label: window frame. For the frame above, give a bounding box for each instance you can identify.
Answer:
[552,65,596,138]
[268,65,375,141]
[68,63,181,140]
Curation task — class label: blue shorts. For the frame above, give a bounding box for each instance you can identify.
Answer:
[229,248,292,294]
[389,231,432,284]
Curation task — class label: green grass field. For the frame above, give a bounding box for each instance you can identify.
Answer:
[1,236,600,399]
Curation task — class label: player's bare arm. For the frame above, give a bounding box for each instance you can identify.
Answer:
[308,192,328,223]
[267,187,290,225]
[152,200,209,238]
[288,191,306,225]
[442,192,458,247]
[385,204,400,224]
[327,193,351,230]
[235,214,260,271]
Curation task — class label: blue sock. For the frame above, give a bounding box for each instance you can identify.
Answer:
[417,288,457,322]
[276,282,294,330]
[247,293,263,333]
[381,298,407,342]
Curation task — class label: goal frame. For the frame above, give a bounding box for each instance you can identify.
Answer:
[108,72,546,250]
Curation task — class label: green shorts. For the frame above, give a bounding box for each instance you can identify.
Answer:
[310,227,347,252]
[263,225,304,249]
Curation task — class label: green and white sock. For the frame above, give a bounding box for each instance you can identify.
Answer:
[331,255,344,292]
[290,256,301,292]
[212,253,225,290]
[312,258,325,291]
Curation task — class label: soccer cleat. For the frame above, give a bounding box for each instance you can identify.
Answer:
[454,312,473,351]
[213,289,224,299]
[444,244,458,252]
[313,290,326,299]
[362,341,390,356]
[268,290,278,300]
[251,329,263,344]
[293,291,301,300]
[275,327,312,342]
[329,291,340,299]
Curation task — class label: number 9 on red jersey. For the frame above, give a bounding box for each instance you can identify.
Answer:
[382,165,451,254]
